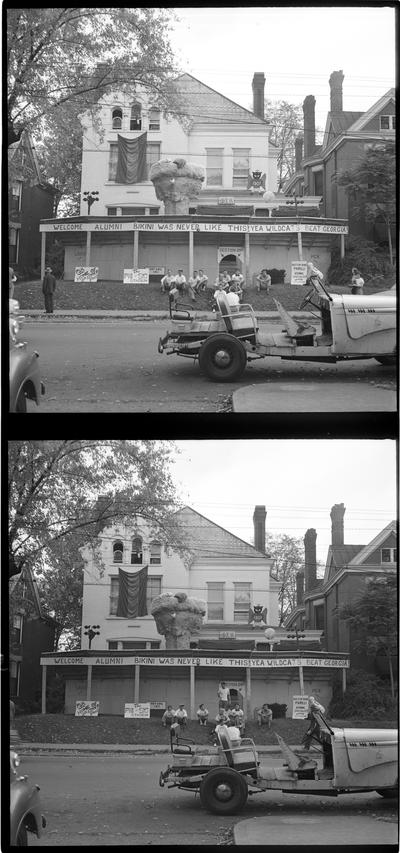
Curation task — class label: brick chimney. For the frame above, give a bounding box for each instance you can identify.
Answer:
[329,70,344,113]
[94,494,113,532]
[252,73,265,120]
[295,135,303,172]
[304,528,317,592]
[330,503,345,546]
[296,571,304,606]
[253,505,266,553]
[303,95,316,158]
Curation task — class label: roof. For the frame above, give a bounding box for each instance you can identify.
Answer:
[175,505,269,560]
[324,545,364,582]
[172,73,267,126]
[349,88,395,132]
[347,520,397,566]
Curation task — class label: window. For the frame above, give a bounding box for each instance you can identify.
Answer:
[232,149,250,188]
[108,143,118,181]
[149,108,160,131]
[313,170,323,196]
[108,641,118,650]
[380,115,395,131]
[109,577,119,615]
[107,207,117,216]
[206,149,223,186]
[207,582,224,620]
[146,576,162,612]
[146,142,161,177]
[122,641,160,649]
[233,582,251,622]
[112,107,123,130]
[149,541,162,564]
[381,548,396,563]
[10,180,22,213]
[113,541,124,563]
[131,537,143,564]
[130,103,142,130]
[314,604,324,630]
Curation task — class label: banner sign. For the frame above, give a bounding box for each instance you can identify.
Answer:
[41,221,348,235]
[123,268,149,284]
[75,700,99,716]
[43,655,349,669]
[291,261,308,286]
[74,266,99,282]
[217,247,245,263]
[150,701,166,710]
[148,267,165,275]
[292,695,309,719]
[124,702,150,718]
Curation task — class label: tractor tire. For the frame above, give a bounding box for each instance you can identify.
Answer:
[199,334,247,382]
[199,767,248,815]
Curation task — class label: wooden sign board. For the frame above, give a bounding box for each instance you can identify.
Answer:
[75,700,99,716]
[123,268,149,284]
[124,702,150,718]
[74,266,99,283]
[292,695,309,719]
[291,261,308,286]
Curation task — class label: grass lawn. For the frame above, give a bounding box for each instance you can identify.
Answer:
[12,274,394,313]
[15,714,397,746]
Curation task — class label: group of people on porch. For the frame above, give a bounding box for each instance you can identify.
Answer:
[161,681,276,739]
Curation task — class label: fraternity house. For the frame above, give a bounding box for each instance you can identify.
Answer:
[40,505,349,718]
[38,71,348,283]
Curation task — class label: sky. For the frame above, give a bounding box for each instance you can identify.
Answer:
[170,440,396,564]
[169,5,396,141]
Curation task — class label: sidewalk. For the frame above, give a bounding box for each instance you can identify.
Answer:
[18,741,299,755]
[21,309,315,321]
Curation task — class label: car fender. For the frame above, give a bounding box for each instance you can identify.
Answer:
[10,778,44,842]
[9,345,42,409]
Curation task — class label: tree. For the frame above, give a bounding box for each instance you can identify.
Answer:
[266,533,304,625]
[8,440,186,579]
[339,575,397,699]
[264,100,303,191]
[335,143,396,265]
[7,8,180,146]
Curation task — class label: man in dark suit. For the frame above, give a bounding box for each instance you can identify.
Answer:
[42,266,57,313]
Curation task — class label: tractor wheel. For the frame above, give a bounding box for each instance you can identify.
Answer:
[199,767,248,815]
[199,334,247,382]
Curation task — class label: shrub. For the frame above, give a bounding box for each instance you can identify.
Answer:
[327,236,393,288]
[328,669,396,720]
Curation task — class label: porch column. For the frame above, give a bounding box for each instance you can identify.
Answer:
[86,664,92,700]
[85,231,92,266]
[134,664,140,702]
[244,233,250,285]
[133,229,139,268]
[189,230,194,278]
[297,228,303,261]
[342,667,347,693]
[245,666,252,719]
[41,664,47,714]
[298,662,304,695]
[189,665,195,719]
[40,232,46,279]
[340,234,345,261]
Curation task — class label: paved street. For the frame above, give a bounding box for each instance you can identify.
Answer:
[22,319,396,413]
[24,754,398,846]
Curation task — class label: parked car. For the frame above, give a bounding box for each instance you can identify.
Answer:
[159,712,398,815]
[10,749,46,845]
[158,280,396,381]
[9,299,44,412]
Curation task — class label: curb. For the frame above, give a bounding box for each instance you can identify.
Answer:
[20,310,317,322]
[17,742,308,756]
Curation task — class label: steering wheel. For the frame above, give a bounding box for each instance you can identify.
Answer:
[299,288,315,311]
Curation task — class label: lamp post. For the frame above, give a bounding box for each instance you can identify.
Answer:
[287,627,306,651]
[285,196,305,260]
[84,624,100,649]
[83,191,99,215]
[285,196,305,217]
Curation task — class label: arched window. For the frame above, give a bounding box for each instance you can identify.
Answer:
[112,107,122,130]
[148,108,160,131]
[130,103,142,131]
[113,540,124,563]
[131,536,143,564]
[149,541,162,565]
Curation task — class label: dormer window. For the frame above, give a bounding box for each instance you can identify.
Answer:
[113,540,124,563]
[131,536,143,564]
[381,547,396,563]
[380,114,395,131]
[130,104,142,131]
[112,108,123,130]
[148,108,160,131]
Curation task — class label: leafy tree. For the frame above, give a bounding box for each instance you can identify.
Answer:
[8,440,185,581]
[266,533,304,625]
[264,100,303,190]
[335,143,396,265]
[338,575,397,699]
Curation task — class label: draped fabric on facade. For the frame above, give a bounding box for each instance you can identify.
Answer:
[116,133,147,183]
[116,566,148,617]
